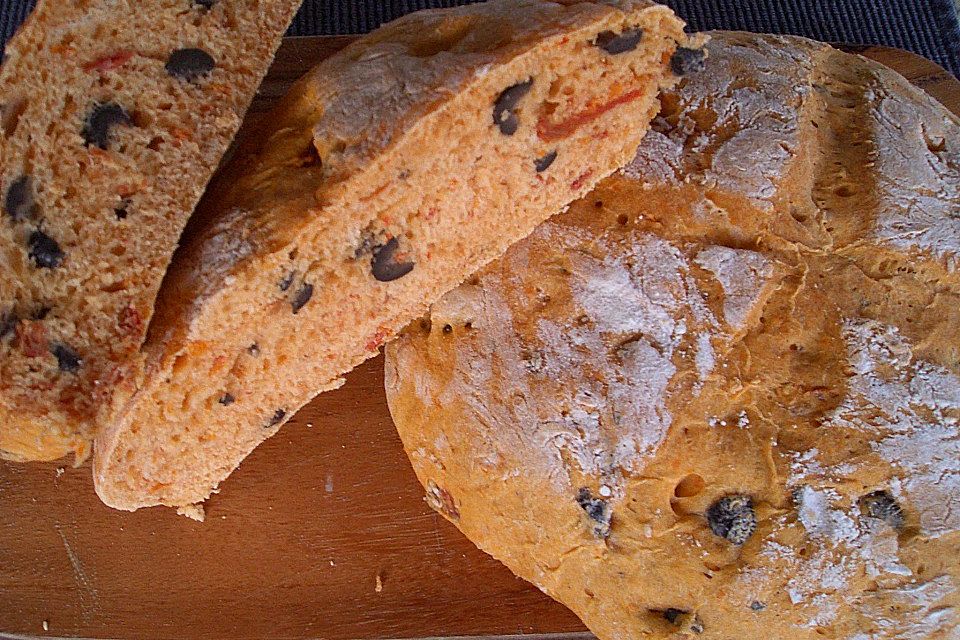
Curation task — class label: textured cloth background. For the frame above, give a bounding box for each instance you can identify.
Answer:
[2,0,959,77]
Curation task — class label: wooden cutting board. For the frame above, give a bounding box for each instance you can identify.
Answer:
[1,37,957,640]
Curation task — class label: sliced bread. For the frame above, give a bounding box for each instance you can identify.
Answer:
[0,0,304,462]
[93,0,700,509]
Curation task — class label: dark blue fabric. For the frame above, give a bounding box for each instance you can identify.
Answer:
[2,0,959,77]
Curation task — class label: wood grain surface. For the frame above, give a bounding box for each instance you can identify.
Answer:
[1,36,957,640]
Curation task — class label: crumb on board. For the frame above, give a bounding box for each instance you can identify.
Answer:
[176,503,205,522]
[375,573,383,593]
[42,620,49,631]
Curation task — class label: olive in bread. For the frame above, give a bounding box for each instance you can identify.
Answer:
[0,0,303,462]
[385,32,960,640]
[93,0,699,510]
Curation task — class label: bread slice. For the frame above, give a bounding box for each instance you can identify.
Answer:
[0,1,303,463]
[93,0,699,510]
[384,31,960,640]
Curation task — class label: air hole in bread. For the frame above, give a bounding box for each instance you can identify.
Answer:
[100,280,126,293]
[171,352,191,377]
[674,473,706,498]
[1,97,27,138]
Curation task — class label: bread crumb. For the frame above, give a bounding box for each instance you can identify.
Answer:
[55,467,64,478]
[42,620,49,631]
[325,474,334,493]
[176,503,205,522]
[375,573,383,593]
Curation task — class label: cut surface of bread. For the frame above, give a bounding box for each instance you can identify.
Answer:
[0,0,303,462]
[93,0,698,510]
[385,32,960,640]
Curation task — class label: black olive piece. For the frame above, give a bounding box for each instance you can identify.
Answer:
[5,175,36,221]
[194,0,216,7]
[248,343,261,356]
[218,393,235,406]
[291,283,314,314]
[706,494,756,545]
[594,28,643,55]
[165,48,216,81]
[576,487,611,537]
[534,150,558,172]
[859,490,905,529]
[0,312,17,339]
[28,230,65,269]
[750,601,766,611]
[671,47,706,76]
[82,102,132,149]
[115,199,130,220]
[278,271,295,292]
[267,409,286,427]
[52,344,81,373]
[662,609,703,633]
[664,609,684,624]
[371,237,415,282]
[493,79,533,136]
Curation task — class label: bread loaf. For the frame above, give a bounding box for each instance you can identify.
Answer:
[93,0,698,510]
[385,32,960,639]
[0,0,302,462]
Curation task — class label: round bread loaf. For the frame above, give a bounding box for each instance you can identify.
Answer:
[385,32,960,639]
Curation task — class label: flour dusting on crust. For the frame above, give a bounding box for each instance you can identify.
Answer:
[852,576,957,640]
[695,246,774,331]
[624,33,816,208]
[829,319,960,538]
[425,224,775,492]
[868,71,960,268]
[734,319,959,633]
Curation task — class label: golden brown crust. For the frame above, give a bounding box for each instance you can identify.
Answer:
[385,32,960,640]
[0,0,302,462]
[93,0,693,510]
